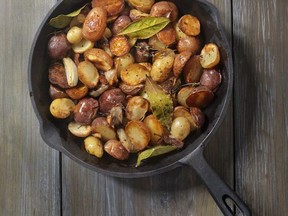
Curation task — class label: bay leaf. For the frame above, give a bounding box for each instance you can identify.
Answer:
[136,145,177,167]
[118,17,170,39]
[49,4,87,29]
[142,77,173,129]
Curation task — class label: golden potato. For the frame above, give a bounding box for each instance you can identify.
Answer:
[127,0,154,13]
[129,9,149,21]
[177,36,201,54]
[178,15,200,36]
[150,1,178,21]
[77,61,99,88]
[65,84,88,100]
[200,43,221,69]
[120,63,150,85]
[84,48,114,71]
[183,55,203,83]
[67,26,83,44]
[72,39,94,54]
[170,117,191,141]
[68,121,92,138]
[126,96,149,121]
[156,23,176,46]
[104,139,129,160]
[84,136,103,158]
[114,53,135,76]
[174,22,188,41]
[109,36,131,57]
[143,115,164,145]
[92,117,117,141]
[50,98,75,119]
[148,35,167,51]
[92,0,124,16]
[173,51,192,78]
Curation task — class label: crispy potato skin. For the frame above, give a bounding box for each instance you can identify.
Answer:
[112,15,132,34]
[156,23,176,46]
[85,48,114,71]
[183,55,203,83]
[109,36,131,57]
[150,1,178,21]
[173,51,192,78]
[48,34,71,60]
[178,15,201,36]
[92,0,124,16]
[177,36,201,54]
[65,84,88,100]
[74,98,99,125]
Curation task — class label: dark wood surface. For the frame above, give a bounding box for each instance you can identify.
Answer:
[0,0,286,215]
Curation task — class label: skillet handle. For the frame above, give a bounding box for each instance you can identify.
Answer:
[179,146,251,216]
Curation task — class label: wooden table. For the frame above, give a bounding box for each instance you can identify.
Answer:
[0,0,287,215]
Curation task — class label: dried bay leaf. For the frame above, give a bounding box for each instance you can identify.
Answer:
[142,77,173,129]
[118,17,170,39]
[49,4,87,29]
[136,145,177,167]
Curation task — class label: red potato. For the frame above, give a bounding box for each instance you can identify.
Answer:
[120,63,150,85]
[143,115,164,145]
[127,0,154,13]
[84,48,114,71]
[177,36,201,54]
[92,0,124,16]
[119,82,144,96]
[104,140,129,160]
[65,84,88,100]
[82,7,107,42]
[74,98,99,125]
[91,117,117,141]
[156,23,176,46]
[173,51,192,78]
[150,1,178,21]
[112,15,132,34]
[178,15,201,36]
[98,88,126,113]
[200,69,222,91]
[48,34,71,60]
[49,85,68,99]
[183,55,203,83]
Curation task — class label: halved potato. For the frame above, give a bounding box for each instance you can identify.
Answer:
[114,53,135,76]
[148,35,167,51]
[109,36,131,57]
[150,1,178,21]
[112,15,132,34]
[68,121,92,137]
[156,23,176,46]
[174,22,188,41]
[65,84,88,100]
[170,117,191,141]
[119,82,144,95]
[92,0,124,16]
[178,15,200,36]
[49,85,68,99]
[129,9,149,21]
[50,98,75,119]
[125,120,151,153]
[120,63,150,85]
[143,115,164,145]
[85,48,114,71]
[72,39,94,54]
[84,136,103,158]
[126,96,149,121]
[173,51,192,78]
[91,117,117,141]
[200,43,221,69]
[77,61,99,89]
[183,55,203,83]
[177,36,201,54]
[127,0,154,13]
[104,139,129,160]
[200,69,222,91]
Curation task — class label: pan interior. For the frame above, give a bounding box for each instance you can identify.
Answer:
[29,0,232,177]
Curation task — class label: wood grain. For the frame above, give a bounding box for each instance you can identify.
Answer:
[0,0,61,215]
[61,0,234,215]
[233,0,288,215]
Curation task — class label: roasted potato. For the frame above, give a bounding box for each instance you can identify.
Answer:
[183,55,203,83]
[120,63,150,85]
[126,96,149,121]
[112,15,132,34]
[91,117,117,141]
[177,36,201,54]
[114,53,135,76]
[156,23,176,46]
[200,69,222,91]
[77,61,99,88]
[129,9,149,21]
[200,43,220,68]
[72,39,94,54]
[178,15,200,36]
[68,121,92,137]
[174,22,188,41]
[173,51,192,78]
[48,34,71,60]
[127,0,154,13]
[67,26,83,44]
[150,1,178,21]
[148,35,167,51]
[109,36,131,57]
[170,117,191,141]
[104,140,129,160]
[125,121,151,152]
[119,82,144,95]
[98,88,126,113]
[143,115,164,145]
[84,48,114,71]
[48,63,70,89]
[49,85,68,99]
[82,7,107,42]
[150,49,175,82]
[92,0,124,16]
[50,98,75,119]
[65,84,88,100]
[84,136,103,158]
[74,98,99,125]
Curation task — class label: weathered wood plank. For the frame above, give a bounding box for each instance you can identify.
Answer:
[233,0,288,215]
[62,0,233,215]
[0,0,61,215]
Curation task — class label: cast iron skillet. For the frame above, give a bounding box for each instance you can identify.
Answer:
[28,0,250,215]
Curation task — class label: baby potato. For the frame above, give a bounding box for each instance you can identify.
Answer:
[126,96,149,121]
[91,117,117,141]
[85,48,114,71]
[82,7,107,42]
[148,35,167,51]
[72,39,94,54]
[170,117,191,141]
[48,63,70,89]
[189,107,205,130]
[150,49,175,83]
[173,106,194,130]
[200,43,220,69]
[109,36,131,57]
[174,22,188,41]
[178,15,200,36]
[84,136,103,158]
[120,63,150,85]
[156,23,176,46]
[143,115,164,145]
[125,121,151,153]
[177,36,201,54]
[127,0,154,13]
[98,88,126,113]
[114,53,135,76]
[49,85,68,99]
[50,98,75,119]
[177,86,214,108]
[92,0,124,17]
[173,51,192,78]
[77,61,99,88]
[150,1,178,21]
[67,26,83,44]
[129,9,149,21]
[183,55,203,83]
[119,82,144,96]
[74,98,99,125]
[47,34,71,60]
[104,140,129,160]
[68,121,92,138]
[112,15,132,34]
[65,84,88,100]
[200,69,222,91]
